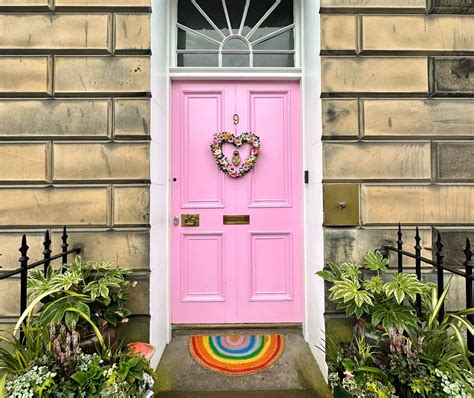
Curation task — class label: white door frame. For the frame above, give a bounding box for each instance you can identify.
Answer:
[149,0,325,375]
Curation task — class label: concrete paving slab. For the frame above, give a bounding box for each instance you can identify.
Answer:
[154,329,331,398]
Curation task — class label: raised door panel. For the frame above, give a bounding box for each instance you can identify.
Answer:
[180,90,226,209]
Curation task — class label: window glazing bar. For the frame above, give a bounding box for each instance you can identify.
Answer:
[222,0,233,35]
[246,0,281,40]
[251,24,295,46]
[192,0,226,40]
[239,0,251,36]
[177,23,221,46]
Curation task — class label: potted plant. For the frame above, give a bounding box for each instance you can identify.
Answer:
[27,256,134,343]
[318,251,474,398]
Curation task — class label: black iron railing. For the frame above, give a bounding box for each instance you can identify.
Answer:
[380,224,473,365]
[0,226,82,317]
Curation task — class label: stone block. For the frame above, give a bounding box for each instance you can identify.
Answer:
[55,0,150,9]
[0,99,110,138]
[432,57,474,95]
[0,0,51,9]
[324,227,432,267]
[322,100,359,138]
[0,143,49,182]
[362,16,474,52]
[323,183,359,226]
[114,99,150,137]
[0,14,111,52]
[0,186,109,226]
[0,232,46,271]
[322,57,428,94]
[320,0,426,9]
[320,15,356,52]
[363,99,474,137]
[53,142,150,181]
[54,56,150,95]
[117,316,149,343]
[0,279,20,316]
[126,273,149,315]
[434,229,474,269]
[324,142,431,180]
[115,14,150,52]
[113,185,150,225]
[361,185,474,225]
[51,229,150,270]
[0,56,51,95]
[437,143,474,180]
[430,0,474,14]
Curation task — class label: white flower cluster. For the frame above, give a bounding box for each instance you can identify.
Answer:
[5,365,57,398]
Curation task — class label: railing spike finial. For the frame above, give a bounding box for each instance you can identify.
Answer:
[415,226,421,245]
[436,230,444,257]
[465,237,473,262]
[61,226,69,273]
[19,234,29,259]
[43,230,52,276]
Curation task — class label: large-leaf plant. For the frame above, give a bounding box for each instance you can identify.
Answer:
[317,250,433,332]
[27,256,133,333]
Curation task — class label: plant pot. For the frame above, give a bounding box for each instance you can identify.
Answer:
[80,324,116,354]
[333,385,354,398]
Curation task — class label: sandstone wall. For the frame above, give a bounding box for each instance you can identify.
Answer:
[0,0,151,339]
[320,0,474,318]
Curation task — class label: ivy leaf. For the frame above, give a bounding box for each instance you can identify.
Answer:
[316,270,339,283]
[339,262,361,282]
[385,273,427,303]
[363,250,389,272]
[363,276,385,295]
[372,303,418,332]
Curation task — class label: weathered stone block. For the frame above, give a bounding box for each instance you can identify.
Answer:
[54,142,150,181]
[437,143,474,180]
[433,229,474,269]
[54,56,150,95]
[51,229,150,270]
[0,143,49,182]
[323,183,359,226]
[362,185,474,225]
[114,99,150,137]
[0,14,111,52]
[0,99,110,138]
[322,57,428,94]
[0,279,20,316]
[126,273,149,315]
[433,57,474,95]
[324,142,431,180]
[113,185,150,225]
[430,0,474,14]
[324,228,432,267]
[0,0,51,9]
[320,0,426,9]
[55,0,150,9]
[322,99,359,138]
[0,187,109,226]
[0,56,51,95]
[320,15,356,52]
[115,14,150,52]
[362,16,474,52]
[363,99,474,137]
[0,232,46,271]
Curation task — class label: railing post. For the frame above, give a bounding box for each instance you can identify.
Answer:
[414,226,422,317]
[397,223,404,273]
[18,235,29,340]
[435,230,445,322]
[43,230,52,277]
[61,226,68,273]
[464,237,474,366]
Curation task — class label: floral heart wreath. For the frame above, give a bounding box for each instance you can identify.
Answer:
[210,132,261,178]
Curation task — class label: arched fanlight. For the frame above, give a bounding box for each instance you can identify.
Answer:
[177,0,295,68]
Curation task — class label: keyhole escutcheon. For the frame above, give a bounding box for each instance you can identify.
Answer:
[233,114,239,125]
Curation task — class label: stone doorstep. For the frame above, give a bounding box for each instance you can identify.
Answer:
[154,330,331,398]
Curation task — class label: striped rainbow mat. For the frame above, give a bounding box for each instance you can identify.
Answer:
[188,334,284,376]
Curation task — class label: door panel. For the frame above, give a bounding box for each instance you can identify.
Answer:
[171,81,301,324]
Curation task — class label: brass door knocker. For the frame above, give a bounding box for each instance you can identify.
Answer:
[232,150,241,166]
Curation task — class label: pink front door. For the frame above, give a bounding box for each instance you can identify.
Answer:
[171,81,302,324]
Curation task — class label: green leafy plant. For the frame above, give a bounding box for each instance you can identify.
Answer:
[28,256,133,333]
[317,250,432,331]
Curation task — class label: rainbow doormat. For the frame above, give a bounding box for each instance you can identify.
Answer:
[189,334,284,376]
